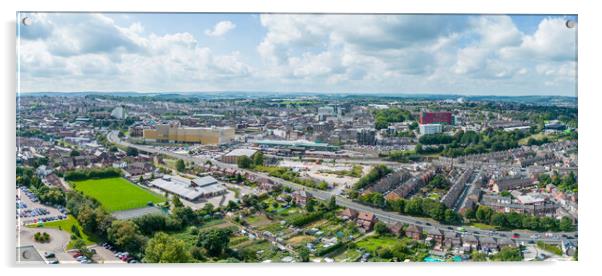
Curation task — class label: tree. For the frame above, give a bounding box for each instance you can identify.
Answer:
[253,151,264,166]
[471,251,487,261]
[328,196,337,211]
[72,238,94,259]
[144,232,192,263]
[374,221,389,235]
[237,156,253,169]
[70,150,80,157]
[175,159,186,172]
[172,196,184,208]
[490,213,508,228]
[126,146,139,157]
[559,217,574,232]
[196,228,233,257]
[305,198,317,212]
[77,205,98,234]
[107,220,146,254]
[493,247,523,261]
[475,205,494,223]
[298,247,310,262]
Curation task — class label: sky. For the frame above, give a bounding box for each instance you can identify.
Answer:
[17,13,577,96]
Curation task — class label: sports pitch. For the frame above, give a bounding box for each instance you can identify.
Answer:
[70,177,165,212]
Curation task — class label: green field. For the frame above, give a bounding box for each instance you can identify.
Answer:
[70,177,165,212]
[29,215,99,249]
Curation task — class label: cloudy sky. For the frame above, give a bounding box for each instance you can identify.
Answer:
[17,13,577,96]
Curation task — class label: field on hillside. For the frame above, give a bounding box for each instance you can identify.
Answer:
[70,177,165,212]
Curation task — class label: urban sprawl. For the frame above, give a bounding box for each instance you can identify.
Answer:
[16,94,578,264]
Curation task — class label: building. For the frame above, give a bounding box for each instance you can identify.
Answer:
[143,124,235,145]
[419,124,443,135]
[149,175,226,201]
[356,128,376,146]
[221,148,258,164]
[292,190,313,206]
[356,211,377,232]
[419,111,452,125]
[405,224,423,240]
[251,139,339,151]
[490,177,534,192]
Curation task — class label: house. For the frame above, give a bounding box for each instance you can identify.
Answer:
[292,190,312,206]
[462,235,479,252]
[338,208,358,220]
[387,222,404,237]
[405,224,422,240]
[497,238,516,249]
[479,237,498,253]
[490,177,534,192]
[356,211,377,232]
[426,228,444,244]
[443,231,462,251]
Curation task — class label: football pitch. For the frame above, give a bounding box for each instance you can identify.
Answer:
[70,177,165,212]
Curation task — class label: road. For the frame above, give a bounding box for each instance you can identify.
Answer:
[107,131,577,244]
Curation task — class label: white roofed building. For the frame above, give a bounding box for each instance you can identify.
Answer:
[149,175,227,201]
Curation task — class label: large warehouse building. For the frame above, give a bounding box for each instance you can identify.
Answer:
[149,175,227,201]
[143,124,235,145]
[419,112,453,125]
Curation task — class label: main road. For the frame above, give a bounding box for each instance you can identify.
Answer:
[107,131,576,245]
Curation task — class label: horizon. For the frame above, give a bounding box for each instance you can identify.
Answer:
[16,90,578,99]
[17,13,577,96]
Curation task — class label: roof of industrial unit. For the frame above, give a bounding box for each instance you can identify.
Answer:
[150,175,225,201]
[224,148,258,157]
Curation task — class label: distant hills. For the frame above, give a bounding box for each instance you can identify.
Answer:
[17,91,577,106]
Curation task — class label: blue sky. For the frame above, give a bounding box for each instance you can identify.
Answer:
[17,13,577,96]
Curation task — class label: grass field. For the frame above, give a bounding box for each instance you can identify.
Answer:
[70,177,165,212]
[471,223,498,230]
[29,215,99,249]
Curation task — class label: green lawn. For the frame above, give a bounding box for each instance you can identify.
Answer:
[29,215,99,249]
[471,223,498,230]
[70,177,165,212]
[356,235,403,252]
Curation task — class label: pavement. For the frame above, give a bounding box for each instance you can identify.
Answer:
[107,131,578,245]
[18,226,73,263]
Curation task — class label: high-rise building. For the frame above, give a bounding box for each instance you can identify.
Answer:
[419,111,452,125]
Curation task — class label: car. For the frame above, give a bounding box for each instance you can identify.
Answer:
[425,222,432,226]
[128,259,140,263]
[499,233,507,237]
[49,260,59,264]
[528,240,535,244]
[447,226,453,230]
[44,252,55,258]
[567,236,575,239]
[512,233,520,239]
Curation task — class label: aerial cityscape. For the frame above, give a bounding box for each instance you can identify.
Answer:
[16,13,577,264]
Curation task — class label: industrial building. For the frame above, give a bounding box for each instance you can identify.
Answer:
[149,175,227,201]
[221,148,258,164]
[143,123,235,145]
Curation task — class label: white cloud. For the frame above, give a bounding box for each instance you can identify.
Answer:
[17,13,577,96]
[204,21,236,37]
